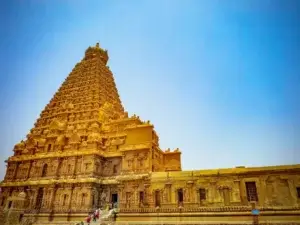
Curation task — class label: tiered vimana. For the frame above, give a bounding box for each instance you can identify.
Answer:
[0,43,300,225]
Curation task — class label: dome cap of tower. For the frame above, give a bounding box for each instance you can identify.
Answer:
[84,42,109,64]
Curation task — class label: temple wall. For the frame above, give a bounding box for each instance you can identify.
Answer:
[1,167,299,215]
[118,171,300,209]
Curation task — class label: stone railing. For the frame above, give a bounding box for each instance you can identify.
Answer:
[32,222,300,225]
[119,205,300,213]
[24,205,300,215]
[119,206,252,213]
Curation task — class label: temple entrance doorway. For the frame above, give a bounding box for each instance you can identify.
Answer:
[177,188,183,206]
[111,193,118,205]
[155,190,160,207]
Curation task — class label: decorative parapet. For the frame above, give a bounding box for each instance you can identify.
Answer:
[119,143,152,152]
[115,173,150,181]
[6,149,116,162]
[0,172,151,187]
[164,148,181,154]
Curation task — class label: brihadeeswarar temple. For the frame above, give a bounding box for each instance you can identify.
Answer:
[0,43,300,225]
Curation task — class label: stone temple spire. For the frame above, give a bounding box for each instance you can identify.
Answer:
[25,42,125,144]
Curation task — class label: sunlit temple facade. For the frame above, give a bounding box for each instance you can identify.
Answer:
[0,43,300,225]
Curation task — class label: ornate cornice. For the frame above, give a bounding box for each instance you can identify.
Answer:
[6,149,125,162]
[120,142,152,152]
[0,173,150,187]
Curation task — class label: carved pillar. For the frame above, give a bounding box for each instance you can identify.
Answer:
[133,184,138,207]
[25,188,33,210]
[67,185,75,212]
[93,187,99,209]
[165,183,172,203]
[171,186,176,204]
[49,185,57,211]
[31,188,39,209]
[42,186,51,209]
[26,160,33,179]
[41,187,48,210]
[162,188,167,204]
[73,157,78,177]
[87,186,94,210]
[192,185,197,204]
[259,177,267,206]
[107,187,111,205]
[239,180,248,205]
[90,159,95,177]
[271,180,278,200]
[133,153,138,172]
[56,158,63,178]
[144,184,151,206]
[186,181,194,203]
[287,179,298,206]
[13,162,20,179]
[118,185,124,208]
[95,188,100,208]
[196,189,200,206]
[232,180,241,203]
[208,181,220,203]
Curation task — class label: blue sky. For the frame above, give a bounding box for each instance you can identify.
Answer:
[0,0,299,179]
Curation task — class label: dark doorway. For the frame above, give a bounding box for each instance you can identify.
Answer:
[111,193,118,204]
[113,165,117,174]
[35,188,44,210]
[42,164,48,177]
[139,191,144,203]
[245,182,258,202]
[8,201,12,209]
[177,188,183,206]
[155,190,160,207]
[19,214,24,223]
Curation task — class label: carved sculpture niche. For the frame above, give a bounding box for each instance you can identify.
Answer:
[136,152,148,170]
[69,133,81,150]
[4,163,16,181]
[102,158,121,176]
[266,175,291,206]
[100,189,109,207]
[48,119,66,137]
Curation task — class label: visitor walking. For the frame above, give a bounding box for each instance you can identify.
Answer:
[93,211,97,222]
[86,215,91,225]
[95,208,99,220]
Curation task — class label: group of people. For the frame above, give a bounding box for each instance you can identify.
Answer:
[86,208,101,224]
[83,205,117,225]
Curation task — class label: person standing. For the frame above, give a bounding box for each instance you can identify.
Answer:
[93,212,96,222]
[86,215,91,225]
[95,208,99,220]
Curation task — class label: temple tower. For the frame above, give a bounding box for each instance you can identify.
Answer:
[0,43,182,224]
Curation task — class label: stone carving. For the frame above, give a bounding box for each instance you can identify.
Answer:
[69,133,80,144]
[88,132,101,142]
[99,102,117,122]
[265,175,292,206]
